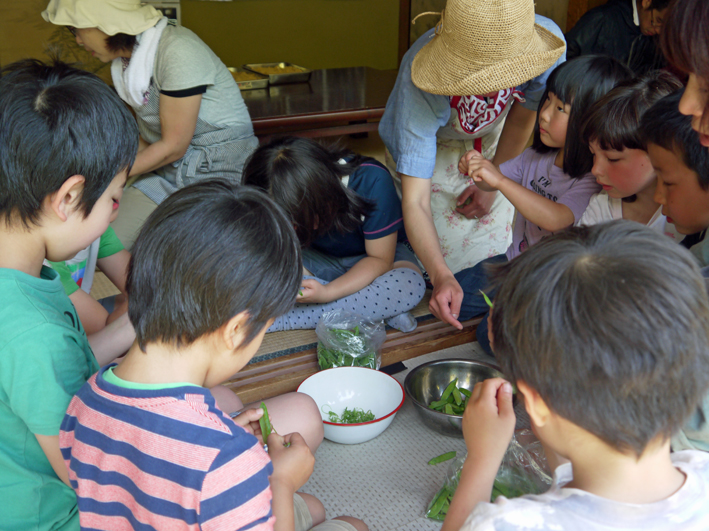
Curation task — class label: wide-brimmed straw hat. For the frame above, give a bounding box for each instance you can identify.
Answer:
[411,0,566,96]
[42,0,161,36]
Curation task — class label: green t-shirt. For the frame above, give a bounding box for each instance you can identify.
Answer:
[0,266,99,531]
[47,225,124,296]
[104,365,198,390]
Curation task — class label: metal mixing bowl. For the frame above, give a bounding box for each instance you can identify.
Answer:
[404,358,505,438]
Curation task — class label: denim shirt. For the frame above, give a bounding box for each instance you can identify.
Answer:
[379,15,566,180]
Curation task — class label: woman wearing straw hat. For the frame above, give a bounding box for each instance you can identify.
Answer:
[42,0,259,249]
[379,0,565,329]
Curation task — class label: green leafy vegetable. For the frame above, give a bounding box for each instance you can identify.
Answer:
[425,470,461,521]
[428,378,471,416]
[317,326,376,370]
[324,406,376,424]
[480,289,493,308]
[259,401,273,441]
[428,451,457,465]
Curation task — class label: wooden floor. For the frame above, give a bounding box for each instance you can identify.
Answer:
[223,316,482,403]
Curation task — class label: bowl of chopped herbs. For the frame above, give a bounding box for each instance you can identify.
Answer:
[404,359,507,438]
[297,367,404,444]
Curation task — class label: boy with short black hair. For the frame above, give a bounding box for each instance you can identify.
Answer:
[641,89,709,263]
[640,89,709,453]
[60,180,367,531]
[441,221,709,531]
[0,59,138,530]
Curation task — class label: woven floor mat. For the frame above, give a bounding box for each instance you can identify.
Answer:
[90,271,121,300]
[300,343,531,531]
[252,291,434,361]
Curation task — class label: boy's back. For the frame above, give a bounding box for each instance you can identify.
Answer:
[0,267,98,529]
[62,366,274,529]
[463,450,709,530]
[439,221,709,531]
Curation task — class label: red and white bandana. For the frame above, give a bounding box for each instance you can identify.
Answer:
[449,89,526,135]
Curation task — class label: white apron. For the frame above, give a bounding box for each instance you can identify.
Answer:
[387,91,518,274]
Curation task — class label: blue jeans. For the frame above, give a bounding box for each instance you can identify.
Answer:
[453,253,508,355]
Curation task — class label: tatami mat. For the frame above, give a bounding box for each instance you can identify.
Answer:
[300,342,530,531]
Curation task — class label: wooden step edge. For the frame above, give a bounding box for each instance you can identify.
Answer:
[225,318,481,403]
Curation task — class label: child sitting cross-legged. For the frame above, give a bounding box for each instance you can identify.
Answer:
[454,55,632,353]
[60,180,367,531]
[242,137,426,334]
[578,70,683,236]
[0,59,138,530]
[441,221,709,531]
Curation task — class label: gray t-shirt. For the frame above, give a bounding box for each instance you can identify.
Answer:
[461,451,709,530]
[131,25,258,204]
[137,25,251,144]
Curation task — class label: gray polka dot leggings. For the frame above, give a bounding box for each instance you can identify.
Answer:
[267,267,426,333]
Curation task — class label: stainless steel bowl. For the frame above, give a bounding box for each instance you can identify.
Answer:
[404,358,505,438]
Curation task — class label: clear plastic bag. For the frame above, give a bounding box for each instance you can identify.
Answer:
[315,309,386,370]
[491,430,552,501]
[425,454,465,521]
[425,430,552,521]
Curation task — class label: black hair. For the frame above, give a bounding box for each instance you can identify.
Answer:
[649,0,671,10]
[582,70,682,152]
[105,33,137,54]
[488,221,709,457]
[640,90,709,189]
[661,0,709,129]
[126,180,302,350]
[531,55,633,178]
[0,59,138,227]
[242,136,374,247]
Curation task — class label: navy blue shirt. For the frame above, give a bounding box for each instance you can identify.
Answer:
[312,158,408,258]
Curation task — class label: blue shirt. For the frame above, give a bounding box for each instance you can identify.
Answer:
[379,16,566,180]
[312,158,407,258]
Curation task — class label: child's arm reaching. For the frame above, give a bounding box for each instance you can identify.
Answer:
[297,232,397,304]
[441,378,516,531]
[459,150,575,232]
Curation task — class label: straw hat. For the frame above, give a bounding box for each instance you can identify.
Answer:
[42,0,161,36]
[411,0,566,96]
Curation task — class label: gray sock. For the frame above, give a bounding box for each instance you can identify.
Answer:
[268,267,426,333]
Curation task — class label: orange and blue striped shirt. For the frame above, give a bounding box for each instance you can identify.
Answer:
[60,366,274,531]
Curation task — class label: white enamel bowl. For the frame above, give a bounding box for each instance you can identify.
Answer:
[297,367,405,444]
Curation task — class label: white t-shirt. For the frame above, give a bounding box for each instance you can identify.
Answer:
[461,450,709,530]
[577,192,681,241]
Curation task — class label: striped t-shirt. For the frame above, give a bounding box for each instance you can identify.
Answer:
[59,365,275,530]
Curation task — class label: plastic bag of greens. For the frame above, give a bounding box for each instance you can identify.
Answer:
[491,430,552,501]
[425,430,552,521]
[315,309,386,370]
[425,454,465,521]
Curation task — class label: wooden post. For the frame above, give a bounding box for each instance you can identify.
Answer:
[398,0,412,66]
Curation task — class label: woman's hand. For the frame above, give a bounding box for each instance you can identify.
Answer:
[455,185,497,219]
[296,278,332,304]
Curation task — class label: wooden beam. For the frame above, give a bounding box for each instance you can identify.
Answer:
[224,316,482,404]
[398,0,412,66]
